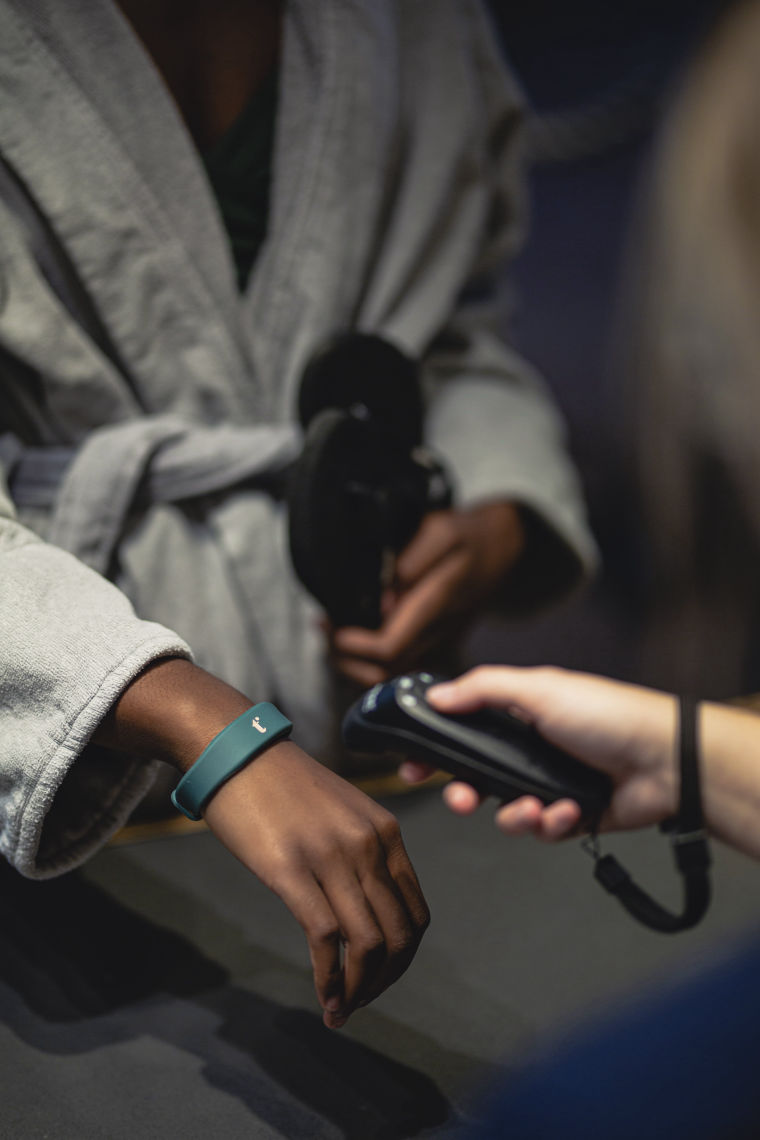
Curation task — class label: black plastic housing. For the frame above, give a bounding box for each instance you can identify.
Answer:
[342,672,612,824]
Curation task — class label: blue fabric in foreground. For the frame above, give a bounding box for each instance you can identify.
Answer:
[467,927,760,1139]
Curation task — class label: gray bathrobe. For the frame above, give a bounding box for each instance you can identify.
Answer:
[0,0,596,878]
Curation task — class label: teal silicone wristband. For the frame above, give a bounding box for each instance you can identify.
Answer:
[170,702,293,821]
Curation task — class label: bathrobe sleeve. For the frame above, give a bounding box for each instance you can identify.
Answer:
[416,2,599,609]
[0,471,192,879]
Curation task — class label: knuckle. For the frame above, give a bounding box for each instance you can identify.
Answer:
[344,817,389,863]
[467,664,493,685]
[432,508,456,533]
[370,640,396,666]
[384,920,418,958]
[416,511,443,538]
[375,810,402,847]
[384,936,411,961]
[402,885,431,934]
[415,902,432,933]
[307,917,341,947]
[352,931,385,962]
[260,847,302,892]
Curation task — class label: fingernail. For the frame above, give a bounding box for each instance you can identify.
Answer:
[428,683,454,701]
[324,996,342,1012]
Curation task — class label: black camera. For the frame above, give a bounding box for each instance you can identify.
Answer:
[287,334,452,628]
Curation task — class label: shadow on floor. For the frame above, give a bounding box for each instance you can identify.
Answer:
[0,858,454,1138]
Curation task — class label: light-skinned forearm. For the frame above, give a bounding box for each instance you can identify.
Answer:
[700,702,760,860]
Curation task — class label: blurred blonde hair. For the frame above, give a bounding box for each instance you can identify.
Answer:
[630,0,760,695]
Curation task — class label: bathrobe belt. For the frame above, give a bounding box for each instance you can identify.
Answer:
[0,419,301,576]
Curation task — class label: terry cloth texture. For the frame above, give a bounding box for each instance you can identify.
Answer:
[0,0,597,878]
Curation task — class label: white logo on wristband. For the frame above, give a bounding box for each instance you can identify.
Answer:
[252,716,268,734]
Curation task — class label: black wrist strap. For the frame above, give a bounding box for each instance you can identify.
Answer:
[583,695,712,933]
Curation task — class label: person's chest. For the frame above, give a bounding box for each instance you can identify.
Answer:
[113,0,284,150]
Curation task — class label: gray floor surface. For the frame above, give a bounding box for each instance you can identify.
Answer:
[1,782,758,1139]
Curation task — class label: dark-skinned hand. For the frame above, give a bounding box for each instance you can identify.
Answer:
[329,501,525,686]
[95,658,429,1028]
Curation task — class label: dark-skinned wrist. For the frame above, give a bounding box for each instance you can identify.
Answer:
[93,657,253,773]
[466,500,525,582]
